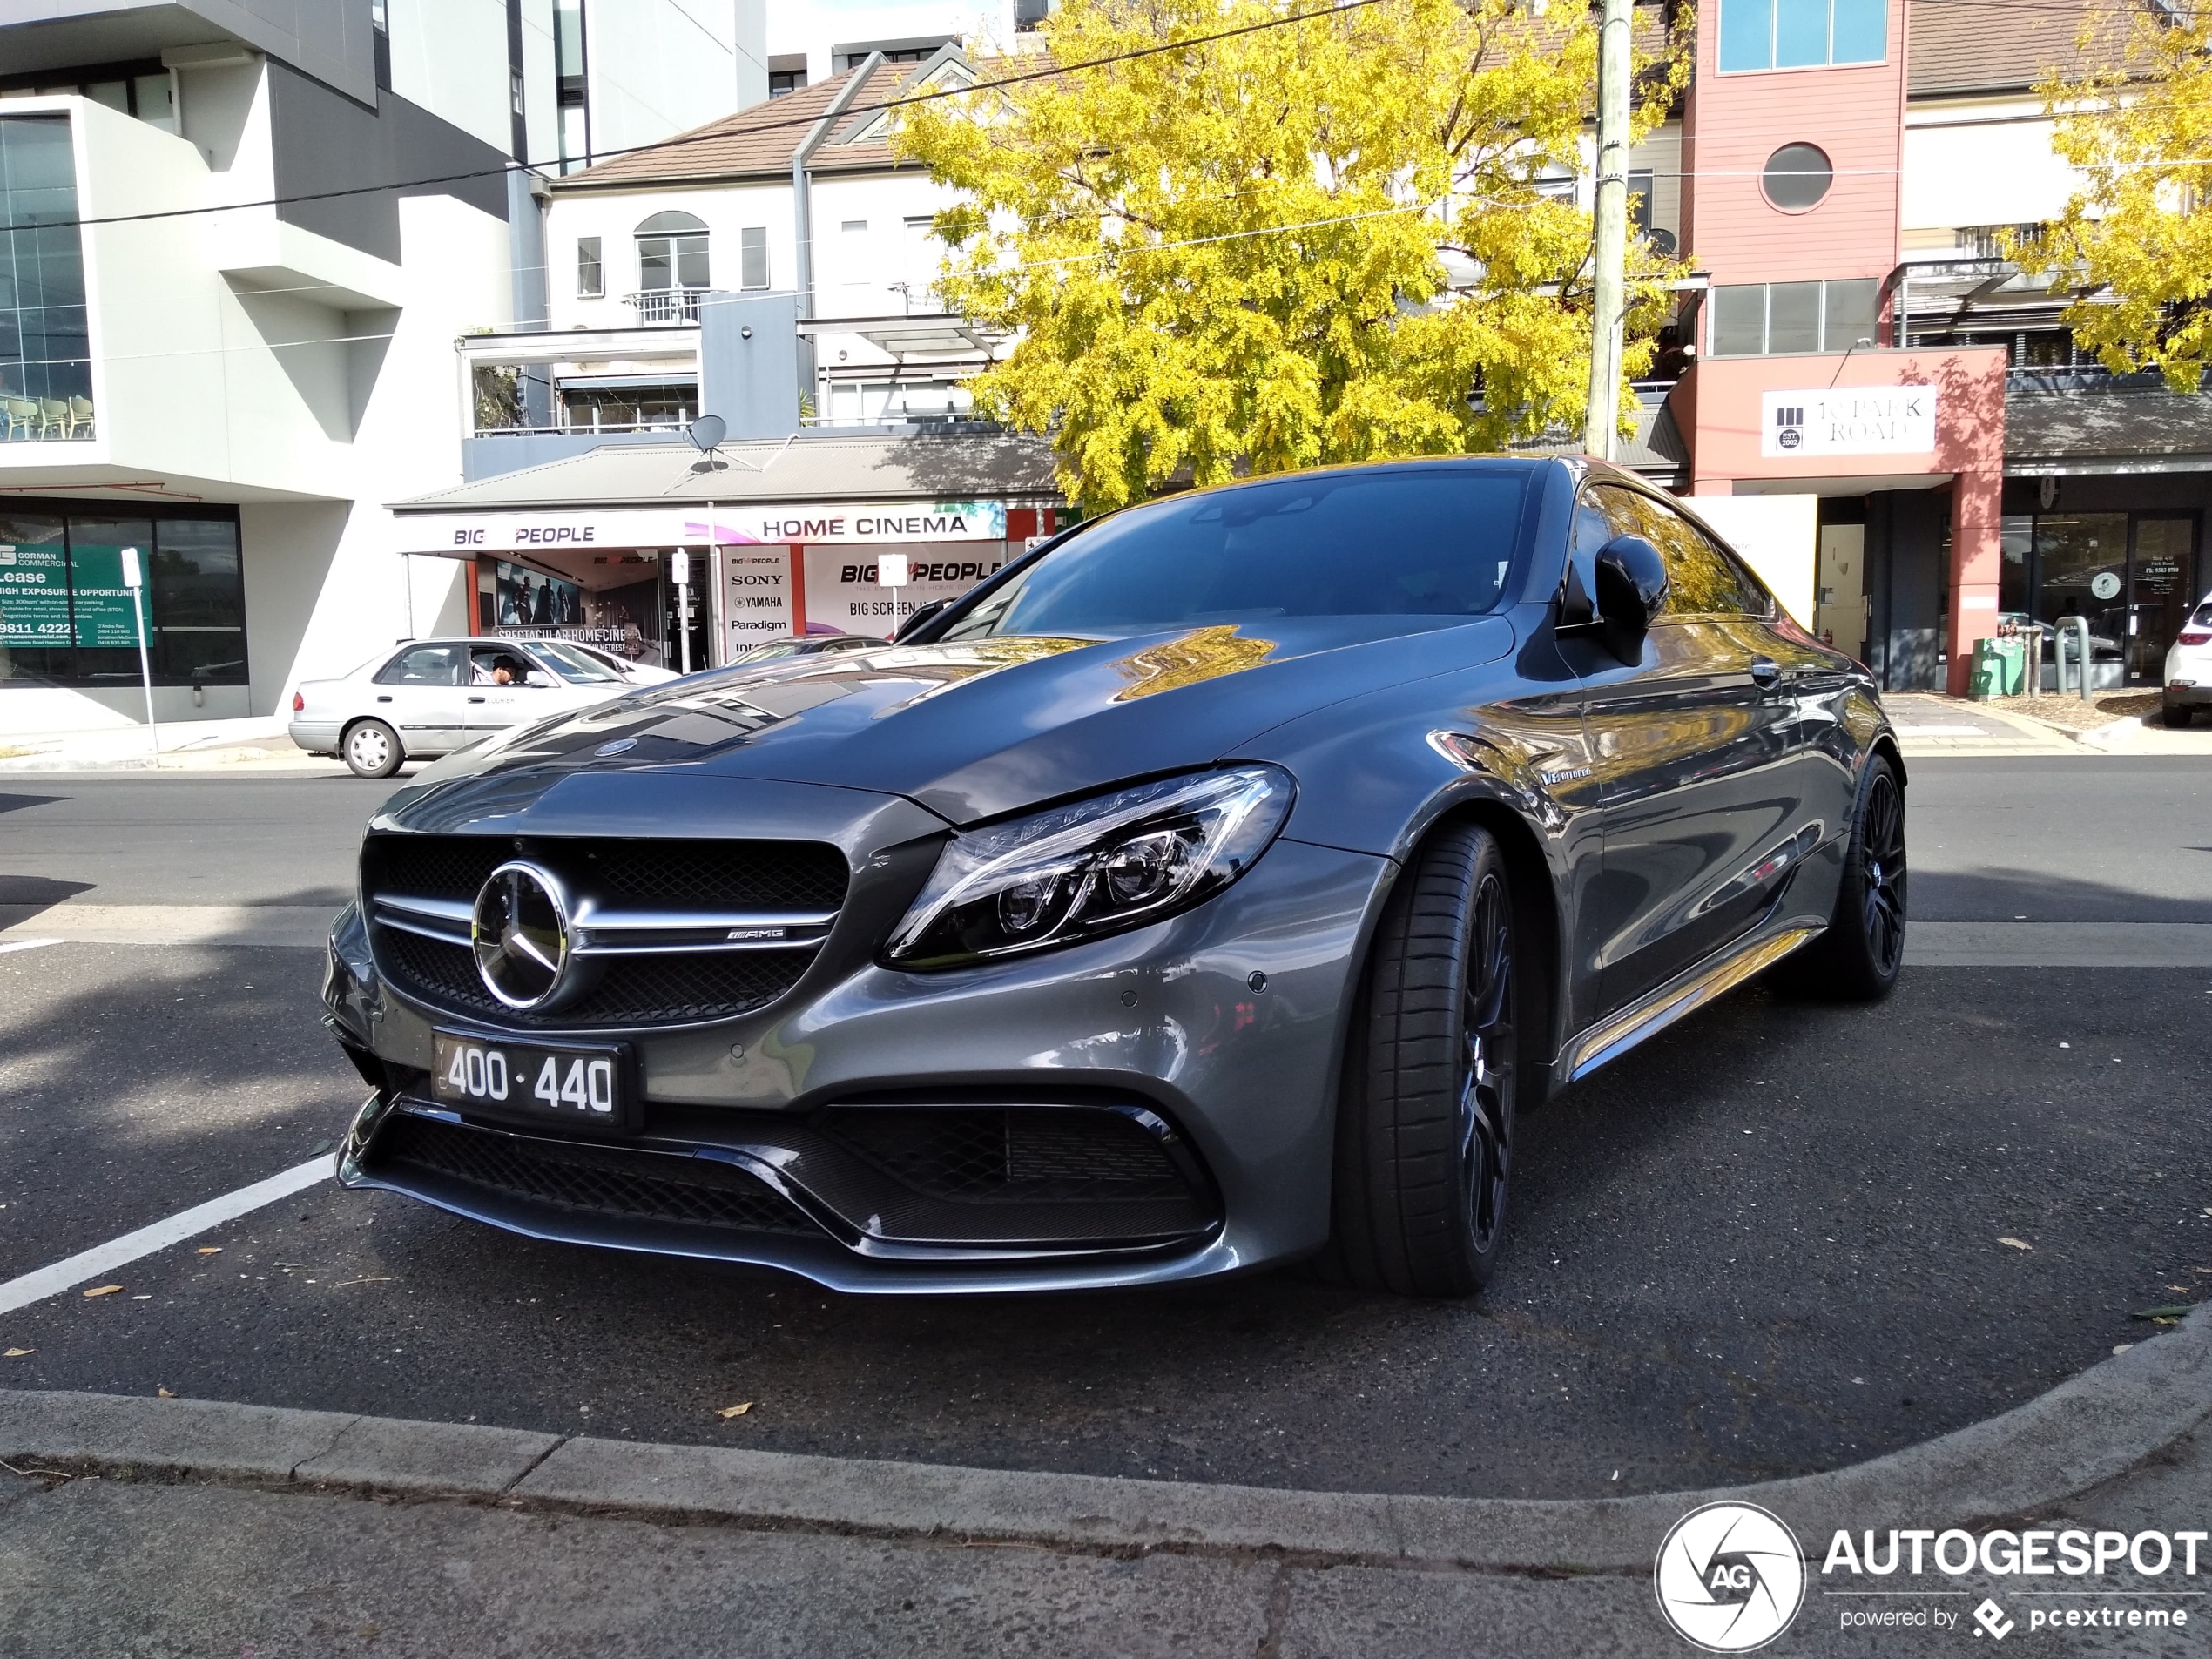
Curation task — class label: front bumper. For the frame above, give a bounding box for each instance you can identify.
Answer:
[327,832,1391,1293]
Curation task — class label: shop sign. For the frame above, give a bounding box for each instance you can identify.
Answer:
[400,502,1009,553]
[805,545,1004,637]
[1760,387,1937,458]
[719,551,796,656]
[0,543,73,645]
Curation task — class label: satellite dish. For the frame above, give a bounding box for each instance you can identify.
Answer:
[685,414,726,453]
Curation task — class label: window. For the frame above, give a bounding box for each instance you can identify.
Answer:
[0,117,91,433]
[376,644,464,686]
[1628,169,1655,235]
[1761,144,1832,211]
[940,468,1534,642]
[1718,0,1885,71]
[634,211,708,291]
[1016,0,1055,30]
[132,75,176,133]
[739,226,768,290]
[768,68,806,98]
[1709,279,1878,355]
[1580,486,1768,618]
[0,508,246,686]
[841,219,867,234]
[577,236,604,298]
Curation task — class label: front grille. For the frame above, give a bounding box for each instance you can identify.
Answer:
[373,1112,819,1236]
[361,833,846,1028]
[377,927,809,1028]
[363,834,848,910]
[819,1107,1197,1204]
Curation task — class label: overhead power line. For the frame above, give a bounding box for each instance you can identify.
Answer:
[12,0,1388,236]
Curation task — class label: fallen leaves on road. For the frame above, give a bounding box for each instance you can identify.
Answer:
[717,1402,754,1419]
[1998,1238,2033,1251]
[329,1277,393,1288]
[2132,1305,2196,1322]
[81,1285,123,1298]
[4,1348,32,1358]
[197,1247,221,1256]
[157,1387,175,1399]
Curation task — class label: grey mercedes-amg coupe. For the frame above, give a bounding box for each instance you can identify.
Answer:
[324,456,1905,1298]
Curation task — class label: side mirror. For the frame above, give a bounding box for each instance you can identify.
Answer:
[894,597,952,642]
[1593,535,1668,663]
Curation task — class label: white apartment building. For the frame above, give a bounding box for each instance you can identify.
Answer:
[762,1,1055,98]
[0,0,777,734]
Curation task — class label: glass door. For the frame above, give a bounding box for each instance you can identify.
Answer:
[2128,517,2196,685]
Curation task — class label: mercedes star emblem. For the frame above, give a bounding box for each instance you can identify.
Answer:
[471,861,574,1010]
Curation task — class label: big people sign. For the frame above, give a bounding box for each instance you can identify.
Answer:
[1760,387,1937,459]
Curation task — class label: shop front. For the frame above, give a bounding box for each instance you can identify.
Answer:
[393,496,1058,671]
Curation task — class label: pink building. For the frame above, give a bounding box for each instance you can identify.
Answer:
[1636,0,2204,696]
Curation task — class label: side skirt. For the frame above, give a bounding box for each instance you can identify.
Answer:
[1556,921,1824,1085]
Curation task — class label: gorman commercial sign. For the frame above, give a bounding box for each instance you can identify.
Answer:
[399,502,1008,553]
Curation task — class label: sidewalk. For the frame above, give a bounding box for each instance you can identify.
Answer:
[1884,691,2212,758]
[0,715,348,774]
[3,1308,2208,1656]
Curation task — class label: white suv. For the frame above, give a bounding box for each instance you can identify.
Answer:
[2165,593,2212,727]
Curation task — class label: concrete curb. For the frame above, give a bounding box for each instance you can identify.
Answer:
[4,1308,2207,1570]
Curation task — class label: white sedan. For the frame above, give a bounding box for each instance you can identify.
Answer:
[290,637,636,777]
[2164,592,2212,727]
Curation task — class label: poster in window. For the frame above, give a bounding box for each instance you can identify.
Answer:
[493,560,583,628]
[61,541,143,648]
[0,538,72,646]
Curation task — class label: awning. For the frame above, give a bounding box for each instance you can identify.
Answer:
[397,501,1011,555]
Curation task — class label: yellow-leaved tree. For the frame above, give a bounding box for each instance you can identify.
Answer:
[2021,4,2212,388]
[893,0,1685,513]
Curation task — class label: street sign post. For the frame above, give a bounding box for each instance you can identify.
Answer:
[877,552,909,636]
[671,550,692,676]
[120,546,159,768]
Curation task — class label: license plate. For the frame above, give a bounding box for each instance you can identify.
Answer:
[430,1031,635,1131]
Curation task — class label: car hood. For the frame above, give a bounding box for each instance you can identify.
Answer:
[400,614,1514,826]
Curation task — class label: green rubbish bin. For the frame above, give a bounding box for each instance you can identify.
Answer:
[1969,638,2000,700]
[1968,637,2026,699]
[1992,636,2026,695]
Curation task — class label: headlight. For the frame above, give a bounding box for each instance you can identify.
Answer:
[883,765,1295,969]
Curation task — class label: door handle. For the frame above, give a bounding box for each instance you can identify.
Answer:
[466,695,486,704]
[375,694,393,703]
[1749,657,1782,688]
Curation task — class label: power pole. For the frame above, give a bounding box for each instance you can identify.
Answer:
[1582,0,1633,461]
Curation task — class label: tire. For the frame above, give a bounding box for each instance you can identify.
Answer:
[1781,752,1906,1001]
[342,719,404,779]
[2162,701,2195,729]
[1332,821,1519,1298]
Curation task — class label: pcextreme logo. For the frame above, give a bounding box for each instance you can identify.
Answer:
[1655,1502,1808,1652]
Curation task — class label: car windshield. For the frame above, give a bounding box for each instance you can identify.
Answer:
[532,642,625,683]
[2194,598,2212,628]
[940,467,1533,641]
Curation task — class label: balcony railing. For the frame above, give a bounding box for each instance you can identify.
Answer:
[623,288,707,325]
[1,393,95,442]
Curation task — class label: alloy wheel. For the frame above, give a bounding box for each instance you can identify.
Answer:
[1459,873,1515,1254]
[1859,769,1906,975]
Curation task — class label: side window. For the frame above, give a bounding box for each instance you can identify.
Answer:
[375,644,462,685]
[1588,485,1761,618]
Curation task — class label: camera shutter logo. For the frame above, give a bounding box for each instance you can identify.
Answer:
[1654,1501,1805,1652]
[1774,405,1805,452]
[1973,1599,2015,1641]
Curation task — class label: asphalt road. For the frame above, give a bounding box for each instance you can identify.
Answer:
[1,760,2207,1501]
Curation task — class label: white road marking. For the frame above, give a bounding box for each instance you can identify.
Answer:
[0,905,335,949]
[0,1158,330,1316]
[0,938,61,954]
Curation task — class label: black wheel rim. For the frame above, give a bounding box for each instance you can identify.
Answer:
[1860,769,1906,974]
[1459,873,1515,1256]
